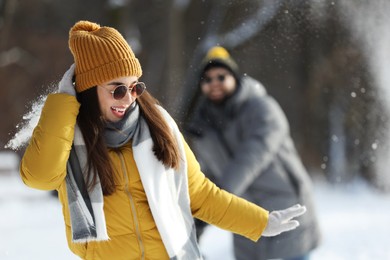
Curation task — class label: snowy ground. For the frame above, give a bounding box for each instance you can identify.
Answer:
[1,171,390,260]
[200,178,390,260]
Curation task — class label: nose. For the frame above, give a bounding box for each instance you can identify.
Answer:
[209,80,222,88]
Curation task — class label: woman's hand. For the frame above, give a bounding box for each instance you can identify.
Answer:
[58,64,76,96]
[262,204,306,237]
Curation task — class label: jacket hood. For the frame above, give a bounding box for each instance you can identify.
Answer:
[234,75,266,104]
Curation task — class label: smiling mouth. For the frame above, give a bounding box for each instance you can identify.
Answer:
[209,91,223,98]
[111,106,126,113]
[110,106,127,118]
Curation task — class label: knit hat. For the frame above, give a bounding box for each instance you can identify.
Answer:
[200,46,239,80]
[69,20,142,92]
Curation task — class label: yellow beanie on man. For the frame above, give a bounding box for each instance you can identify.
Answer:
[200,46,239,79]
[68,20,142,93]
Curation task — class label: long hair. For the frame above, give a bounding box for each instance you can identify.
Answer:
[77,87,180,195]
[77,88,116,195]
[137,91,180,170]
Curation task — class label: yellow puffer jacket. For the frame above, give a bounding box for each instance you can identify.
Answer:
[20,94,268,260]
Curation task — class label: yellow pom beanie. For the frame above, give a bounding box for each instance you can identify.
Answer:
[204,46,231,62]
[69,20,142,92]
[201,46,239,79]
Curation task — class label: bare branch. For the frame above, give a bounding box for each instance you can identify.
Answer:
[222,0,285,48]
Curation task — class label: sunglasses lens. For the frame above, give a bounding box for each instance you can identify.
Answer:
[218,75,225,82]
[113,85,128,100]
[202,75,226,84]
[132,82,146,96]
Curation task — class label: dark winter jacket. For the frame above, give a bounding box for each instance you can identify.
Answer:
[186,76,321,259]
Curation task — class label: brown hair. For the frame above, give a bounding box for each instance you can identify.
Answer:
[137,91,180,170]
[77,88,180,195]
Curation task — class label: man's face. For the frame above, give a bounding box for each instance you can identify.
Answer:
[200,67,237,103]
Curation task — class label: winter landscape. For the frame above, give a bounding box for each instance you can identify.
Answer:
[1,158,389,260]
[2,1,390,260]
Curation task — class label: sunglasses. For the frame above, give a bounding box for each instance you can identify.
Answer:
[202,74,227,84]
[103,82,146,100]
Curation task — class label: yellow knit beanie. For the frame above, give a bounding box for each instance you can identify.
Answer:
[201,46,239,79]
[204,46,231,61]
[69,20,142,92]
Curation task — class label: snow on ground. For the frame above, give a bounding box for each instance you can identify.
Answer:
[0,172,76,260]
[200,178,390,260]
[1,171,390,260]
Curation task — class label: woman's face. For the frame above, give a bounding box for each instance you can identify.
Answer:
[97,76,139,122]
[200,67,237,103]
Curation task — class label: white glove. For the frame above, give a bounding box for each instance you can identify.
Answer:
[58,64,76,96]
[262,204,306,237]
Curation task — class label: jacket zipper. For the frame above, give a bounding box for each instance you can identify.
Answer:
[118,152,145,260]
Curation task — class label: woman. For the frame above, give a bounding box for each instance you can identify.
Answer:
[20,20,305,260]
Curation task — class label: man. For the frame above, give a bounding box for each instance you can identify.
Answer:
[185,46,321,260]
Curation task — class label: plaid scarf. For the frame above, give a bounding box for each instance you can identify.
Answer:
[65,103,202,259]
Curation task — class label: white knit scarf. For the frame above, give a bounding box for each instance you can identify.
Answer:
[65,103,202,259]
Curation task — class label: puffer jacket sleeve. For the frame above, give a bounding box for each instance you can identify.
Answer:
[184,138,269,242]
[20,93,80,190]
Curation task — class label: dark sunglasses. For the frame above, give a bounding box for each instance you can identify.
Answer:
[105,82,146,100]
[202,74,227,84]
